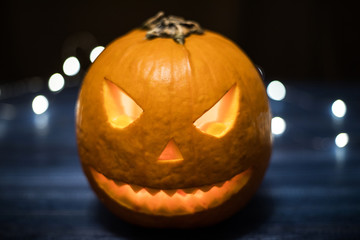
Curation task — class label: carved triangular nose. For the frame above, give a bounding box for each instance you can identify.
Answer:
[158,139,183,163]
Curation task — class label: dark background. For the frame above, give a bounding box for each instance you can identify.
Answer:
[1,1,360,238]
[1,0,359,87]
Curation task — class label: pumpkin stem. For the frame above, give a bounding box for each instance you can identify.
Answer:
[142,11,203,44]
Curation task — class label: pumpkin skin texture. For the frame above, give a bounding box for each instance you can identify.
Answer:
[76,27,271,228]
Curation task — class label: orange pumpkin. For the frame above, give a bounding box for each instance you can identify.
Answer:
[76,12,271,228]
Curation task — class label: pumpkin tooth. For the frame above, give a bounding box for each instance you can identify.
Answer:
[162,189,177,197]
[199,185,213,192]
[214,181,225,188]
[129,184,143,193]
[182,187,198,194]
[113,180,126,187]
[176,189,187,197]
[145,187,161,196]
[193,188,205,196]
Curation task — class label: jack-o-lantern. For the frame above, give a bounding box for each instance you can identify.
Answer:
[76,12,271,228]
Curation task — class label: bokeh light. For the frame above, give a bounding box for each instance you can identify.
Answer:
[90,46,105,62]
[335,133,349,148]
[331,99,346,118]
[63,56,80,76]
[267,80,286,101]
[271,116,286,135]
[48,73,65,92]
[32,95,49,115]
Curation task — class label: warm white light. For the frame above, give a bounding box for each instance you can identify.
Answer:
[63,56,80,76]
[48,73,65,92]
[32,95,49,115]
[271,117,286,135]
[335,133,349,148]
[267,80,286,101]
[90,46,105,62]
[331,99,346,118]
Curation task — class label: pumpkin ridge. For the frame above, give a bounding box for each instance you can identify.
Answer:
[187,36,220,121]
[108,36,149,79]
[169,45,175,139]
[181,44,196,166]
[196,35,239,89]
[202,33,263,107]
[138,43,157,161]
[200,35,221,91]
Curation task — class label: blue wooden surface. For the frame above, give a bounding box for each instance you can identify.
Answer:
[0,83,360,239]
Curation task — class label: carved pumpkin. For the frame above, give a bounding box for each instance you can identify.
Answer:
[76,12,271,228]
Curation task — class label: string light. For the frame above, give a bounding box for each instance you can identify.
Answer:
[32,95,49,115]
[271,117,286,135]
[331,99,346,118]
[63,56,80,76]
[335,133,349,148]
[48,73,65,92]
[267,80,286,101]
[90,46,105,62]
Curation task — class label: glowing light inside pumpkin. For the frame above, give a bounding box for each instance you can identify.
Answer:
[158,139,183,162]
[90,167,252,216]
[104,79,143,128]
[32,95,49,115]
[48,73,65,92]
[335,133,349,148]
[63,56,80,76]
[267,80,286,101]
[90,46,105,63]
[271,116,286,135]
[194,85,239,138]
[331,99,346,118]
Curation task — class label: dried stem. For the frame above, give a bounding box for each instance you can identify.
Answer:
[142,11,204,44]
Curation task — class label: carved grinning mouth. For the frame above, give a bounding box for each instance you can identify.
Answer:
[90,167,252,216]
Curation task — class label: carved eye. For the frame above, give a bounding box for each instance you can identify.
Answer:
[194,84,239,138]
[103,79,143,128]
